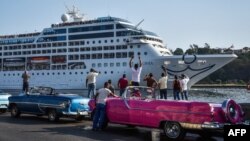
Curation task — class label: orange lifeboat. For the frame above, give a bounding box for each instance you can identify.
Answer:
[31,57,50,63]
[52,56,66,63]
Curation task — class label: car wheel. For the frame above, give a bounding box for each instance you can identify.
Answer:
[10,105,21,118]
[48,109,59,122]
[163,121,186,140]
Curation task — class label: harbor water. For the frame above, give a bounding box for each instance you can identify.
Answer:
[188,88,249,103]
[5,87,249,104]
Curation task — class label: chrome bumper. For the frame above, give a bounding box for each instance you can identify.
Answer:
[201,121,250,130]
[62,110,90,116]
[201,122,224,129]
[0,104,8,109]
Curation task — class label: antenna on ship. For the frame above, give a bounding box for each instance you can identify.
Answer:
[135,19,144,29]
[61,5,85,23]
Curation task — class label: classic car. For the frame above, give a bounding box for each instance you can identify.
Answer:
[8,86,90,121]
[89,86,247,140]
[0,90,11,113]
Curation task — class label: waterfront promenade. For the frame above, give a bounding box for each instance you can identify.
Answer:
[3,87,250,120]
[193,84,248,88]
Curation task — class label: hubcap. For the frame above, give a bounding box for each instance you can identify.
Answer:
[49,112,55,120]
[165,123,180,138]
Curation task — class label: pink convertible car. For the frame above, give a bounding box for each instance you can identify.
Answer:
[89,86,246,140]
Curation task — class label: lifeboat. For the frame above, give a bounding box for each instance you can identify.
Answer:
[52,56,66,63]
[3,58,25,66]
[31,57,50,63]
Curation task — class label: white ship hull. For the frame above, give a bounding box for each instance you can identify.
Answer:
[0,54,237,90]
[0,8,237,90]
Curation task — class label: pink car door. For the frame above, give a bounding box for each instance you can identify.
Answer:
[124,98,144,125]
[106,98,130,123]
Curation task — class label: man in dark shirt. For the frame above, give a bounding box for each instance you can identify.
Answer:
[22,70,30,93]
[117,74,128,96]
[143,73,157,98]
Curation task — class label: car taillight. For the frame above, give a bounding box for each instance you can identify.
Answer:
[222,99,242,124]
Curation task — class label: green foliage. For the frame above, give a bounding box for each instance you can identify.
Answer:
[185,44,250,84]
[173,48,184,55]
[199,52,250,84]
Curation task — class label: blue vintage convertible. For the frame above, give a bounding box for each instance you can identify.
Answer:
[8,86,90,122]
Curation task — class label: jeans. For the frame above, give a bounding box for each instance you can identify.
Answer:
[160,89,167,99]
[173,90,180,100]
[22,82,29,93]
[88,83,96,98]
[93,103,106,130]
[181,90,188,100]
[119,89,125,96]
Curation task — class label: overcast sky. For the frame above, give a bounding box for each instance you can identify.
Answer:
[1,0,250,51]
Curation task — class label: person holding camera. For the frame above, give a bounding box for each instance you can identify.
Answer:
[143,72,158,98]
[86,68,100,98]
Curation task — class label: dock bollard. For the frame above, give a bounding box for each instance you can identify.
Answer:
[151,129,160,141]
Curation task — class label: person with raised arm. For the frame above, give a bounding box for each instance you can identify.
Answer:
[129,55,142,86]
[86,68,100,98]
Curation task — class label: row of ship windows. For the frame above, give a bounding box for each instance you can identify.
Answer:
[0,44,141,56]
[44,24,136,35]
[0,61,129,71]
[2,70,117,77]
[1,44,132,52]
[1,31,114,44]
[67,52,143,60]
[0,50,146,58]
[0,38,128,51]
[36,31,158,43]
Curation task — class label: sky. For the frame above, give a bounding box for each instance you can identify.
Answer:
[0,0,250,51]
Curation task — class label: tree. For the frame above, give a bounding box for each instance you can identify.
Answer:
[185,44,198,54]
[204,43,210,49]
[173,48,184,55]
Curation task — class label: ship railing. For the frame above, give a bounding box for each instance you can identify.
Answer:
[51,18,115,28]
[0,32,40,39]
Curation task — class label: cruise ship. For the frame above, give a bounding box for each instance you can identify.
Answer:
[0,7,237,90]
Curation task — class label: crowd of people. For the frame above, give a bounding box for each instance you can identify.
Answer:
[86,55,190,101]
[89,55,190,131]
[20,55,191,132]
[20,55,190,100]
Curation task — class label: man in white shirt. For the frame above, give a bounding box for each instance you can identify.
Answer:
[129,55,142,86]
[86,68,99,98]
[158,66,168,99]
[92,82,115,131]
[180,74,190,100]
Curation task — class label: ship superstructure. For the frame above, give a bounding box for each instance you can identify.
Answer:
[0,8,237,89]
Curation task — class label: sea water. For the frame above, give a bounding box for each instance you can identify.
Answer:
[188,88,249,103]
